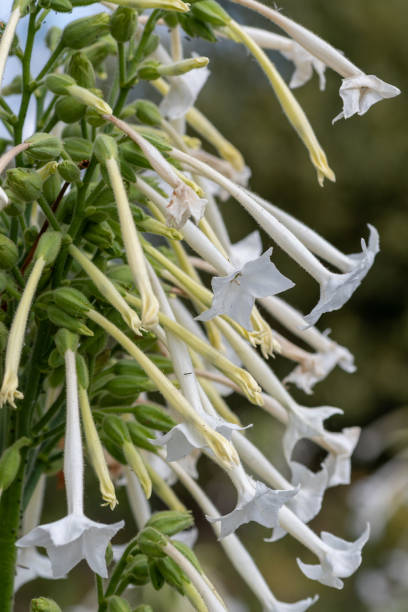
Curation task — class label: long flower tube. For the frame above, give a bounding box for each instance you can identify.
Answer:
[170,147,379,326]
[0,0,28,91]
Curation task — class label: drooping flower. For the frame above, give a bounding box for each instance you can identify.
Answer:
[165,181,207,228]
[333,74,401,122]
[197,248,294,329]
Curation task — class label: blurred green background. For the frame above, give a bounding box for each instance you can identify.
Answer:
[10,1,408,610]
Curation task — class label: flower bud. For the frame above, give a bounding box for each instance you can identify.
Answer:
[47,305,94,337]
[105,375,156,399]
[125,555,150,586]
[159,56,209,78]
[52,287,92,315]
[84,36,117,68]
[84,220,115,250]
[54,328,79,355]
[133,605,153,612]
[0,437,30,497]
[1,75,22,96]
[127,421,157,452]
[63,137,93,162]
[68,52,96,89]
[137,61,160,81]
[102,414,131,446]
[56,96,86,123]
[39,0,72,11]
[0,234,18,270]
[48,348,64,369]
[5,168,42,202]
[45,73,76,95]
[30,597,62,612]
[36,231,62,265]
[172,540,203,573]
[138,527,167,558]
[110,7,137,43]
[178,13,217,42]
[146,511,194,536]
[46,26,62,51]
[191,0,230,26]
[106,596,132,612]
[132,404,175,432]
[25,133,63,163]
[81,326,107,356]
[42,173,61,205]
[157,556,188,592]
[94,134,118,163]
[61,13,111,50]
[133,99,162,126]
[58,160,81,183]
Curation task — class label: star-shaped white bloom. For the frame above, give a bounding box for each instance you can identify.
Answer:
[165,182,207,229]
[16,513,124,579]
[297,524,370,589]
[160,55,210,120]
[207,481,298,539]
[333,74,401,123]
[14,547,57,592]
[229,230,262,268]
[197,248,294,330]
[304,225,380,326]
[282,43,326,90]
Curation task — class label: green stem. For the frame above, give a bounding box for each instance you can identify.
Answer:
[35,40,65,84]
[96,574,105,607]
[38,195,63,231]
[105,537,139,597]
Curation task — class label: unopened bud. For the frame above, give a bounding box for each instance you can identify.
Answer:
[5,168,42,202]
[66,84,112,115]
[106,595,132,612]
[138,61,160,81]
[42,173,61,204]
[45,73,76,95]
[125,554,150,586]
[39,0,72,11]
[55,328,79,355]
[132,403,175,432]
[63,136,92,162]
[84,36,117,67]
[133,606,153,612]
[157,556,188,591]
[94,134,118,163]
[134,99,162,126]
[146,511,194,536]
[159,56,209,78]
[37,161,58,184]
[58,160,81,183]
[172,540,203,573]
[25,133,63,163]
[47,305,94,337]
[52,287,92,315]
[61,13,111,50]
[56,96,86,123]
[84,220,115,250]
[127,421,157,452]
[138,527,167,557]
[191,0,230,26]
[0,234,18,270]
[102,415,131,446]
[110,7,137,43]
[36,231,62,265]
[0,437,30,497]
[1,75,22,96]
[30,597,62,612]
[68,52,96,89]
[46,26,62,51]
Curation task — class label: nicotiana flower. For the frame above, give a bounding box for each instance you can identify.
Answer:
[16,349,124,578]
[166,181,207,228]
[14,547,55,592]
[197,248,294,329]
[229,229,262,268]
[334,74,402,123]
[207,477,298,539]
[297,524,370,589]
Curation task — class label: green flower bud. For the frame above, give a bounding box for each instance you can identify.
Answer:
[30,597,62,612]
[0,234,18,270]
[178,13,217,42]
[5,168,42,202]
[94,134,118,163]
[55,328,79,356]
[46,26,62,51]
[62,124,81,138]
[43,173,62,204]
[0,437,31,497]
[1,75,22,96]
[48,348,64,369]
[68,52,96,89]
[138,527,167,558]
[76,353,89,388]
[106,596,132,612]
[110,7,138,43]
[62,13,111,50]
[132,403,175,432]
[146,511,194,536]
[84,36,117,68]
[148,559,165,590]
[156,556,188,592]
[137,61,160,81]
[137,216,183,241]
[56,96,86,123]
[158,56,209,78]
[125,555,150,586]
[23,226,38,250]
[172,540,203,573]
[36,231,62,265]
[63,137,93,162]
[127,421,157,452]
[39,0,73,12]
[119,142,150,169]
[85,106,106,127]
[47,305,94,337]
[84,220,115,250]
[52,287,92,315]
[58,160,81,183]
[105,375,157,398]
[134,99,162,126]
[191,0,230,26]
[25,133,63,163]
[102,415,131,446]
[45,73,76,95]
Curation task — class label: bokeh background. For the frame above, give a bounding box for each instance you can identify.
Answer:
[1,1,407,610]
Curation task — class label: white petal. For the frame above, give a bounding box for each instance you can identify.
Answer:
[207,481,298,539]
[0,186,9,210]
[160,61,210,120]
[323,426,361,487]
[304,225,380,326]
[165,183,207,229]
[267,594,319,612]
[14,548,56,591]
[334,74,400,122]
[297,524,370,589]
[229,230,263,268]
[282,43,326,91]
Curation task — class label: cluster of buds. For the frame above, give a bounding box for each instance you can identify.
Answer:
[0,0,400,611]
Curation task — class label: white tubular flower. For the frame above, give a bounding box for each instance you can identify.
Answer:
[197,248,294,330]
[230,0,400,121]
[296,524,370,589]
[16,350,124,578]
[322,427,361,488]
[171,148,379,324]
[104,115,206,229]
[0,2,23,91]
[155,45,210,120]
